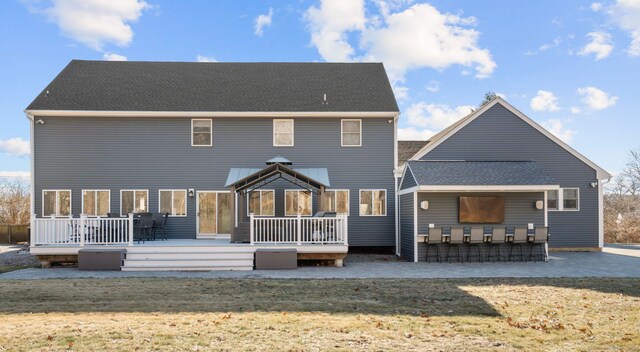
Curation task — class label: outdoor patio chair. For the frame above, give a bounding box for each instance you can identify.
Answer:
[530,227,549,261]
[467,227,484,262]
[509,228,529,262]
[136,213,154,243]
[447,227,465,263]
[424,228,443,263]
[488,228,506,262]
[152,213,169,241]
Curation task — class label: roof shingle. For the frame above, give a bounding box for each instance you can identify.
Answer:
[27,60,399,112]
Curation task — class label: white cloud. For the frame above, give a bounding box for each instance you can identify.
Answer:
[577,86,618,110]
[570,106,581,114]
[254,7,273,37]
[542,119,575,143]
[391,83,409,100]
[0,171,30,180]
[539,37,561,51]
[196,55,217,63]
[303,1,496,82]
[578,32,613,60]
[398,126,436,140]
[609,0,640,56]
[406,103,474,130]
[530,90,560,112]
[304,0,366,62]
[361,3,496,81]
[103,52,127,61]
[591,2,603,11]
[426,80,439,93]
[0,138,30,157]
[25,0,149,51]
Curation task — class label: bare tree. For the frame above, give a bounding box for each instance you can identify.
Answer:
[604,147,640,243]
[0,179,31,225]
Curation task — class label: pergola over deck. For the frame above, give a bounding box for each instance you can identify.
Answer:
[225,157,333,243]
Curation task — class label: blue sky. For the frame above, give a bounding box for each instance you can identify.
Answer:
[1,0,638,178]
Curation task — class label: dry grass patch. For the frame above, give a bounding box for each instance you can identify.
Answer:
[0,278,638,351]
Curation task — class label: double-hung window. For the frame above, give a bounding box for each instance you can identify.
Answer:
[248,190,275,216]
[359,189,386,216]
[273,119,294,146]
[159,190,187,216]
[547,188,579,211]
[82,190,110,217]
[341,119,362,146]
[43,190,71,217]
[285,190,312,216]
[321,190,350,215]
[121,190,149,216]
[192,119,212,146]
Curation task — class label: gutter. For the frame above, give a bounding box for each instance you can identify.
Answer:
[24,112,35,246]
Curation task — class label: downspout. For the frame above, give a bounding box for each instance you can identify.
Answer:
[598,177,611,249]
[393,112,400,256]
[24,112,35,246]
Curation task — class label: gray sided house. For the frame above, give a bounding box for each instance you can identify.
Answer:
[398,98,610,262]
[26,60,400,258]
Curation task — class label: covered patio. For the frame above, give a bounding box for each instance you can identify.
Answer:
[399,160,559,262]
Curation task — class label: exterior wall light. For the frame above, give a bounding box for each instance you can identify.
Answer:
[535,200,544,210]
[420,201,429,210]
[188,189,195,197]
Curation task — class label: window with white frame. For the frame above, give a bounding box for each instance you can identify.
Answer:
[248,190,275,216]
[159,190,187,216]
[121,190,149,216]
[547,188,579,211]
[547,190,559,210]
[82,190,110,217]
[43,190,71,217]
[192,119,212,146]
[341,119,362,146]
[321,190,350,215]
[273,119,294,146]
[285,189,312,216]
[359,189,386,216]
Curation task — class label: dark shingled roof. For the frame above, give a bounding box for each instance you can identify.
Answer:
[26,60,399,112]
[398,140,429,166]
[406,160,557,186]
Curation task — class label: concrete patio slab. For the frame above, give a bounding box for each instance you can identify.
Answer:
[2,249,640,280]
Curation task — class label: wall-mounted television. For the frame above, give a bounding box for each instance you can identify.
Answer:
[459,196,505,223]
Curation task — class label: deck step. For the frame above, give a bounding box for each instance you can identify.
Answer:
[123,259,254,267]
[125,252,254,260]
[121,266,253,272]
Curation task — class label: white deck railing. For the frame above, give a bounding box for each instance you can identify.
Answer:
[250,214,348,245]
[31,214,134,246]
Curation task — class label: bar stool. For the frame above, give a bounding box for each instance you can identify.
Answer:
[530,227,549,261]
[509,228,529,261]
[487,228,506,262]
[424,228,443,262]
[467,227,484,262]
[447,227,465,263]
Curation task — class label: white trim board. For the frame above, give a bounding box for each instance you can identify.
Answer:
[397,184,560,196]
[25,110,399,118]
[409,97,611,180]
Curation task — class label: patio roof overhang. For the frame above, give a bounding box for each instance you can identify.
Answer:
[225,162,330,193]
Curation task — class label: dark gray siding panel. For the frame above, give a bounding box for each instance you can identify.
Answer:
[399,193,415,262]
[34,117,396,246]
[421,103,599,248]
[399,166,417,190]
[415,192,545,261]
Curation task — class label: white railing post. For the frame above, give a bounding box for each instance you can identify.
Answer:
[297,214,302,245]
[30,214,36,246]
[79,215,85,246]
[249,213,255,245]
[128,213,134,246]
[343,215,348,245]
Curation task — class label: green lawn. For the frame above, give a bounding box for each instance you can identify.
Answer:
[0,278,638,351]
